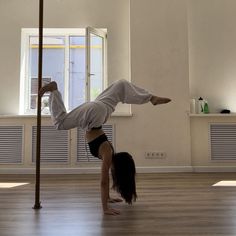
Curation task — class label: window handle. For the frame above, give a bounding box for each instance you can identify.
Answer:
[88,73,95,76]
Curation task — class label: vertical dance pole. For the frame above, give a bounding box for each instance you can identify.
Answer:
[33,0,44,210]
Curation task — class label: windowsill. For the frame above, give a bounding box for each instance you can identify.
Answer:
[112,112,133,117]
[0,112,133,119]
[0,114,51,118]
[189,113,236,117]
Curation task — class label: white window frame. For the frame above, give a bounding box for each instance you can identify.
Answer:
[19,28,107,115]
[86,27,108,101]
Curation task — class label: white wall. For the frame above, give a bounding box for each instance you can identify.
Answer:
[188,0,236,171]
[188,0,236,113]
[127,0,191,168]
[0,0,192,172]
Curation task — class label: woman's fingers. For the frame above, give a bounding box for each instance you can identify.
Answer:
[104,208,121,215]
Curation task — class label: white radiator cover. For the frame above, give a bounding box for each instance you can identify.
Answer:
[77,124,115,162]
[210,123,236,160]
[0,126,23,164]
[32,126,69,163]
[0,124,114,166]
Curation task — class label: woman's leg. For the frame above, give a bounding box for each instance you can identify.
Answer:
[95,79,153,108]
[48,90,67,129]
[40,82,80,130]
[39,81,67,129]
[96,79,171,108]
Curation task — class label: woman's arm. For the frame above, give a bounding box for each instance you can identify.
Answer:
[99,142,120,215]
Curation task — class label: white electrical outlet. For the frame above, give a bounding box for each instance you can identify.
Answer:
[145,151,166,159]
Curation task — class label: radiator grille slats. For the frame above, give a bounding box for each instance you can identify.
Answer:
[0,126,23,163]
[0,124,114,164]
[32,126,69,163]
[77,124,114,162]
[210,124,236,160]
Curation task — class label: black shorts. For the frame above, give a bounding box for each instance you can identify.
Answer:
[88,133,112,158]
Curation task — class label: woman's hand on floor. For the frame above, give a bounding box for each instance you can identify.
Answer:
[103,208,121,215]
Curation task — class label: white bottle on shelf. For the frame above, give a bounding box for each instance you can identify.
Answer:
[190,99,196,114]
[198,97,204,114]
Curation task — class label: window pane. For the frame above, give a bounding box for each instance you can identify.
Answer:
[90,34,103,101]
[30,77,51,112]
[69,36,86,110]
[29,36,65,110]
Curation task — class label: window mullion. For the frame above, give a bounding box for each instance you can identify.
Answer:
[103,32,107,91]
[25,34,31,113]
[64,35,70,109]
[86,27,90,102]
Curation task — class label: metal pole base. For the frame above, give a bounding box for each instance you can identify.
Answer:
[33,202,42,210]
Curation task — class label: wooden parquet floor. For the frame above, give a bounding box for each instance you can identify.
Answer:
[0,173,236,236]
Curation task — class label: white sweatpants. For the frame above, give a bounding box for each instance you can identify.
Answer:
[49,79,152,131]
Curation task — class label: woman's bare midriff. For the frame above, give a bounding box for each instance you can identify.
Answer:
[86,129,105,143]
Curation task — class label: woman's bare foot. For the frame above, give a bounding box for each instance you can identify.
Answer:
[150,96,171,105]
[39,81,58,97]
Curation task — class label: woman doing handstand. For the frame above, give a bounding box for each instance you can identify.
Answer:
[39,79,171,215]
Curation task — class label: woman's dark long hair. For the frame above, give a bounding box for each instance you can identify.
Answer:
[111,152,137,204]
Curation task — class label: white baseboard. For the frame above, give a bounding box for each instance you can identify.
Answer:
[0,166,193,174]
[0,168,101,175]
[1,166,236,174]
[193,166,236,172]
[136,166,193,173]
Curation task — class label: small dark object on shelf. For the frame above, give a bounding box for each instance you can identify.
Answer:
[220,109,231,114]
